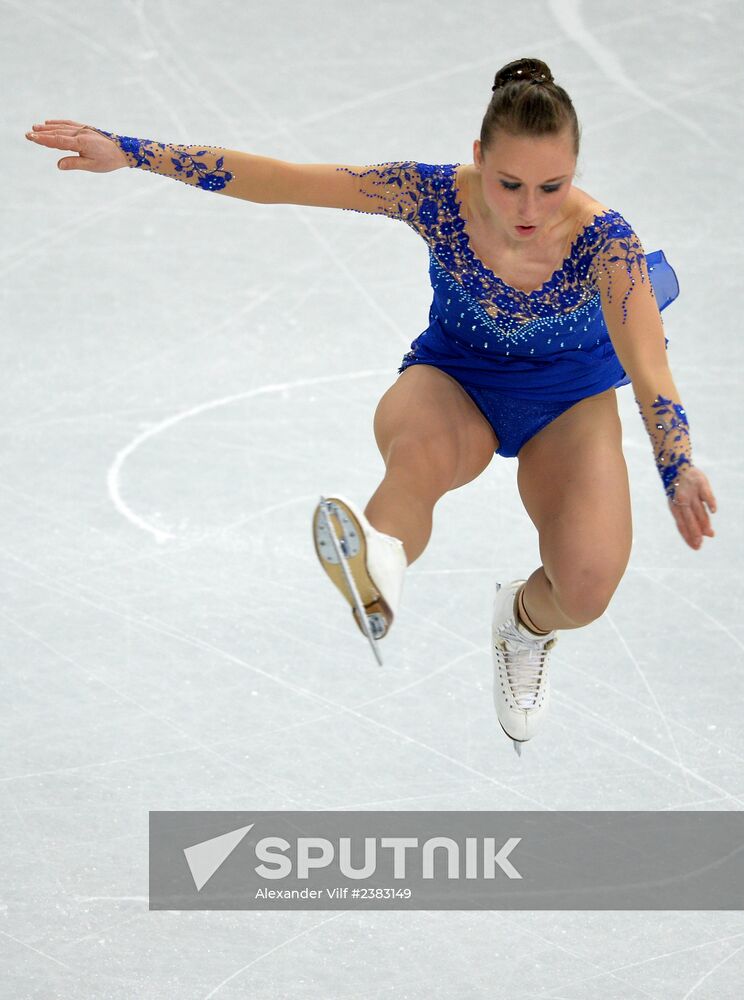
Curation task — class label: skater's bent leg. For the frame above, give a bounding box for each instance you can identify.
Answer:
[515,388,633,632]
[366,366,498,564]
[364,439,452,564]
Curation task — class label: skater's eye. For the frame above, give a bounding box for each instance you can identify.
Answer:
[500,181,562,193]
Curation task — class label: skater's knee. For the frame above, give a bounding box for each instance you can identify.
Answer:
[550,566,621,625]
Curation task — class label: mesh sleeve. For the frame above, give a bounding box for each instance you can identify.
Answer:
[591,217,693,503]
[84,129,441,240]
[634,388,694,502]
[87,127,238,192]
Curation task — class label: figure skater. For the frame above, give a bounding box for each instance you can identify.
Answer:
[25,56,717,754]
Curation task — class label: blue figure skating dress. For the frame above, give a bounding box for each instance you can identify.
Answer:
[336,161,680,457]
[88,125,686,478]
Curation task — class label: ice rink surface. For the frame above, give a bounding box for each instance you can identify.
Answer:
[4,0,744,996]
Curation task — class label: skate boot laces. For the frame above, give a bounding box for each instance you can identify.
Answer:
[493,620,557,709]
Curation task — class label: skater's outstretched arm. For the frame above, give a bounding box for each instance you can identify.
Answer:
[25,119,300,202]
[590,221,717,550]
[24,120,426,222]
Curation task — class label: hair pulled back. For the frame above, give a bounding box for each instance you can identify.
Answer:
[480,57,580,158]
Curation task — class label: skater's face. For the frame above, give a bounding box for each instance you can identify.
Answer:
[472,128,576,243]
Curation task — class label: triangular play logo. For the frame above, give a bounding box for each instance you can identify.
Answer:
[183,823,255,891]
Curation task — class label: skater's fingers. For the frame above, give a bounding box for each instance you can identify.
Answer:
[683,507,704,549]
[31,126,85,137]
[690,496,715,538]
[687,476,716,538]
[702,483,717,514]
[26,130,83,151]
[39,119,87,127]
[671,501,700,549]
[693,470,717,515]
[26,126,126,173]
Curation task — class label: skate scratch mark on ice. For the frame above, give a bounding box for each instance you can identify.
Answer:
[607,933,744,994]
[604,609,694,796]
[561,654,744,774]
[584,59,735,147]
[59,913,144,951]
[0,602,306,807]
[491,923,659,1000]
[202,912,348,999]
[661,795,739,810]
[240,649,487,770]
[7,792,67,895]
[0,519,348,661]
[140,0,291,141]
[106,369,389,542]
[2,0,127,58]
[553,690,744,807]
[327,789,474,810]
[236,7,681,134]
[3,279,276,432]
[350,647,482,710]
[126,0,241,136]
[634,568,744,657]
[0,744,246,784]
[0,929,77,972]
[327,694,555,809]
[73,895,148,903]
[20,487,320,587]
[545,721,698,798]
[548,0,723,152]
[124,1,411,356]
[526,931,744,998]
[294,211,411,349]
[350,979,458,1000]
[405,606,486,649]
[0,187,154,280]
[0,558,549,808]
[679,941,744,1000]
[198,493,322,540]
[5,705,355,779]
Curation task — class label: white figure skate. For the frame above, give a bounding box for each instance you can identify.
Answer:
[492,579,559,756]
[313,495,407,665]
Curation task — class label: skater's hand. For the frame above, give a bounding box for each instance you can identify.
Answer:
[668,466,716,550]
[24,120,127,172]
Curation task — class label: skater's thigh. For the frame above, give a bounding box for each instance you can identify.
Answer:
[516,387,632,599]
[373,365,498,490]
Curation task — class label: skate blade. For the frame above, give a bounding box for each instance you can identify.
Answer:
[498,718,526,757]
[314,497,387,665]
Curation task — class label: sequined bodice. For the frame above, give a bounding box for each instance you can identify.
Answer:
[334,162,664,364]
[424,165,611,327]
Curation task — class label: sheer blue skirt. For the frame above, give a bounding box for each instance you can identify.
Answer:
[397,249,679,458]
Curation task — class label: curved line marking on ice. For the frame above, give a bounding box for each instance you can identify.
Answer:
[107,368,390,542]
